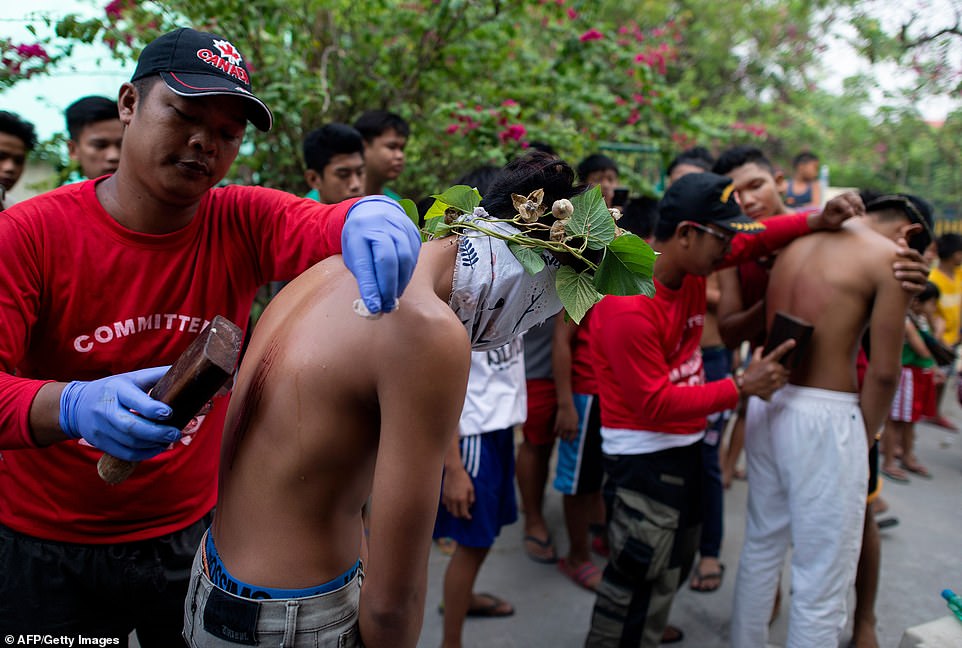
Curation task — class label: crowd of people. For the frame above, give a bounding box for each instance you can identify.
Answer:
[0,24,953,648]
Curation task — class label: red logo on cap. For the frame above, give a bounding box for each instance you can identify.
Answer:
[196,38,249,86]
[213,39,242,65]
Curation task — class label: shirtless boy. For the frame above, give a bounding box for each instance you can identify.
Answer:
[730,196,932,647]
[183,153,618,647]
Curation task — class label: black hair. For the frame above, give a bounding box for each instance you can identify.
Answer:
[666,146,714,177]
[130,76,160,106]
[577,153,618,181]
[482,151,579,220]
[65,96,119,141]
[453,165,500,196]
[528,140,557,156]
[0,111,38,150]
[353,110,410,141]
[619,196,658,240]
[937,234,962,260]
[302,123,364,174]
[712,145,775,176]
[792,151,819,167]
[917,281,940,303]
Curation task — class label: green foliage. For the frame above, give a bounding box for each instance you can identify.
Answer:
[567,187,616,251]
[555,266,603,324]
[594,233,657,297]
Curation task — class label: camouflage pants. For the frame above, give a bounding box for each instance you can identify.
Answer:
[586,443,703,648]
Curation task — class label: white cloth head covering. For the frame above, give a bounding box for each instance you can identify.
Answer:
[449,216,563,350]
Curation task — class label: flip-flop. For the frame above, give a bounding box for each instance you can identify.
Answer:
[901,462,933,479]
[437,592,515,618]
[689,562,725,592]
[522,534,558,564]
[881,467,910,483]
[661,624,684,644]
[557,557,602,591]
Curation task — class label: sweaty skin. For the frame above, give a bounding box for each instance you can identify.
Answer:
[213,238,469,648]
[766,219,909,439]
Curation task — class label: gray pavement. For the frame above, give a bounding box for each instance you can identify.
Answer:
[416,396,962,648]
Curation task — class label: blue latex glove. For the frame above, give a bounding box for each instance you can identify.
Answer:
[59,366,182,462]
[342,196,421,314]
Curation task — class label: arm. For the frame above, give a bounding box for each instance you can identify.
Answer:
[552,317,580,442]
[241,187,420,314]
[716,267,765,349]
[361,323,470,648]
[861,262,912,444]
[905,318,932,359]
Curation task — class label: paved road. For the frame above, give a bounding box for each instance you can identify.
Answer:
[416,397,962,648]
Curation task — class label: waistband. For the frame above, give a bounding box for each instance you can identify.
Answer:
[204,529,359,600]
[777,384,859,405]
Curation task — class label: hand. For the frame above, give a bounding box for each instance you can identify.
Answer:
[59,366,182,462]
[342,196,421,315]
[808,192,864,231]
[441,465,475,520]
[554,401,579,442]
[891,237,929,294]
[739,341,794,400]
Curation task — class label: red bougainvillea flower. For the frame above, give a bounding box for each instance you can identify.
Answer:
[579,29,604,42]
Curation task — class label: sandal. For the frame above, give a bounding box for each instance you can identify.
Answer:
[901,461,932,479]
[522,534,558,564]
[689,562,725,592]
[557,557,602,591]
[880,466,910,483]
[661,624,684,644]
[438,592,515,618]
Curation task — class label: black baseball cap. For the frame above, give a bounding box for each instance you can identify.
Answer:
[131,28,273,132]
[658,172,765,235]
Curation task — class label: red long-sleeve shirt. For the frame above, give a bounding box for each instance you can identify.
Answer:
[0,180,353,542]
[591,213,811,443]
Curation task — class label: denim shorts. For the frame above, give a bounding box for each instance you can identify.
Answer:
[183,535,362,647]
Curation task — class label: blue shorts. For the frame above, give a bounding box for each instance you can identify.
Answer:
[554,392,603,495]
[433,427,518,548]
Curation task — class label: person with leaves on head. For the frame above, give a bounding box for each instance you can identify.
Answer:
[585,172,862,648]
[184,151,656,647]
[0,109,37,209]
[0,27,421,645]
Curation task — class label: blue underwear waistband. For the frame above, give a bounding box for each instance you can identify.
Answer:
[205,529,359,600]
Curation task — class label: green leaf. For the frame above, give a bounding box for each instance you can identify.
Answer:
[423,199,448,223]
[567,186,616,250]
[430,185,482,214]
[556,266,603,324]
[593,233,657,298]
[508,242,546,276]
[398,198,420,227]
[422,215,454,241]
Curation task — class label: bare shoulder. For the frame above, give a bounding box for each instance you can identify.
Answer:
[375,290,472,377]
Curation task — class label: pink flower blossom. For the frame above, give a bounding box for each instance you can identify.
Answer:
[626,109,640,126]
[14,43,49,61]
[445,124,459,135]
[567,7,578,19]
[579,29,604,42]
[104,0,131,19]
[499,123,527,143]
[501,99,518,107]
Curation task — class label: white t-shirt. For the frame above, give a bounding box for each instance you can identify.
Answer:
[459,337,527,437]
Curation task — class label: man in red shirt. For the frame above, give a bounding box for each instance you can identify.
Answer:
[0,27,420,644]
[585,172,861,647]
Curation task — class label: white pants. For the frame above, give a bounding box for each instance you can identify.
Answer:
[731,386,868,648]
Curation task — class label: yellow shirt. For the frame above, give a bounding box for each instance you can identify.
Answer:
[929,266,962,345]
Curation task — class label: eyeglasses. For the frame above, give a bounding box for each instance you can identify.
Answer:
[680,221,733,244]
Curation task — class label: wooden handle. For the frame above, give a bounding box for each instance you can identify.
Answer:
[97,315,243,485]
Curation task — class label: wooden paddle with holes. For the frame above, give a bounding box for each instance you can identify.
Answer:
[96,315,243,485]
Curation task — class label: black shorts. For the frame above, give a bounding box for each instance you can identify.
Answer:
[0,511,212,646]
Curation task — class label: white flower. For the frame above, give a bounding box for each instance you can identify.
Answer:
[552,198,574,220]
